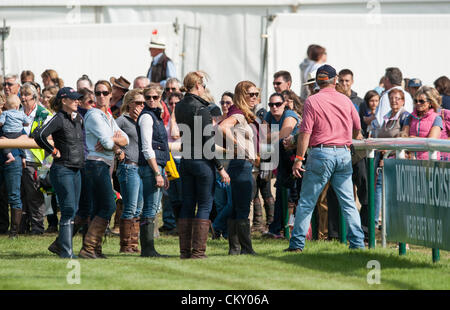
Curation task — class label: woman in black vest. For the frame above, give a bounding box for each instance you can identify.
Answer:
[34,87,84,258]
[137,85,170,257]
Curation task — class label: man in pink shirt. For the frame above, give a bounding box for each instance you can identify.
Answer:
[285,64,365,252]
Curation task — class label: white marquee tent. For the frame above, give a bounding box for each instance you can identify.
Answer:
[1,0,449,104]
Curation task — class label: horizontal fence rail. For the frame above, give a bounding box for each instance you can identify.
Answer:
[352,137,450,153]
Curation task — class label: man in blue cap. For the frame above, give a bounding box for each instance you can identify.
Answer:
[285,64,365,252]
[407,78,422,98]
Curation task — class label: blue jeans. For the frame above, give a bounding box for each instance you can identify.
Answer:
[0,155,23,210]
[228,160,254,220]
[138,165,164,218]
[84,160,116,220]
[49,164,81,223]
[76,166,92,219]
[213,172,232,234]
[179,159,215,220]
[162,158,182,228]
[117,162,143,219]
[289,147,365,250]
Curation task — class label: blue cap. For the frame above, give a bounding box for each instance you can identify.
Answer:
[408,78,422,88]
[56,87,82,100]
[316,64,337,81]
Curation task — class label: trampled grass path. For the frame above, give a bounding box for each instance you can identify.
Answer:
[0,234,448,290]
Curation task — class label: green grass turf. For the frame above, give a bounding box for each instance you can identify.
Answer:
[0,233,448,290]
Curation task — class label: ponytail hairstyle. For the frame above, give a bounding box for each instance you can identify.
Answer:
[49,95,62,113]
[181,71,208,93]
[233,81,257,124]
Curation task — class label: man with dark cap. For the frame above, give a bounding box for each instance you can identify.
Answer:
[286,64,365,252]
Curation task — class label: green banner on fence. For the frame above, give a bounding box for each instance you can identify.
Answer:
[384,159,450,251]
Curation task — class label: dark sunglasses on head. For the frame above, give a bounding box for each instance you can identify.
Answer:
[269,101,283,108]
[220,100,232,106]
[133,101,146,105]
[2,82,15,87]
[273,82,282,86]
[145,95,160,101]
[248,92,259,98]
[165,87,177,92]
[95,91,110,97]
[414,99,428,104]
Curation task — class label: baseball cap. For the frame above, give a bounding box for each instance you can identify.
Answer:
[408,78,422,88]
[316,64,337,81]
[56,87,82,100]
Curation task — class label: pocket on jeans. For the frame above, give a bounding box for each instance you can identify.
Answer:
[305,157,327,176]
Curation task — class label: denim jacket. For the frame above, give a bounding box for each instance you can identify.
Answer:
[84,108,129,162]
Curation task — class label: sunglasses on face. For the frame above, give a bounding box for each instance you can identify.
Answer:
[133,101,146,106]
[2,82,15,87]
[269,101,283,108]
[85,100,95,105]
[248,92,259,98]
[273,82,282,86]
[220,100,232,106]
[414,99,428,104]
[165,87,177,92]
[95,91,110,97]
[145,95,160,101]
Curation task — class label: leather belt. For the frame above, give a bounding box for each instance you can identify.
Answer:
[312,144,348,148]
[123,160,138,166]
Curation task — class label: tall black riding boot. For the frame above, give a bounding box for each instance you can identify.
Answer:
[58,220,76,258]
[236,219,256,255]
[227,219,240,255]
[140,218,166,257]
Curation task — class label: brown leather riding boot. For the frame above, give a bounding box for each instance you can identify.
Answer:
[130,218,140,253]
[177,218,193,259]
[264,197,275,228]
[79,216,108,259]
[191,219,210,259]
[119,218,134,253]
[9,208,23,239]
[251,197,264,232]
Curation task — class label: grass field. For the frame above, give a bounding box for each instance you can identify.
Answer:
[0,231,449,290]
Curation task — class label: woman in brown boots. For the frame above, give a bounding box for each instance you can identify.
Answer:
[78,80,129,259]
[174,71,230,259]
[115,89,145,253]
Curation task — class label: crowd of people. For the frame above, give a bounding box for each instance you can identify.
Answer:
[0,40,449,258]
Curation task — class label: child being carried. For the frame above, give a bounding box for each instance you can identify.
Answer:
[0,95,30,164]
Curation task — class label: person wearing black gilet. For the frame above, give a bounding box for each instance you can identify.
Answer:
[136,86,170,257]
[34,87,84,258]
[174,71,230,259]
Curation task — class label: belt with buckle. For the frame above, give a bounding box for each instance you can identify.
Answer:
[123,160,138,166]
[312,144,348,148]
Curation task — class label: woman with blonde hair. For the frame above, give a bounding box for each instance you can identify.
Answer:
[42,86,59,112]
[219,80,259,255]
[115,89,145,253]
[402,86,443,160]
[174,71,230,259]
[41,69,64,89]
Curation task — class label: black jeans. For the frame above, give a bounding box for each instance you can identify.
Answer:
[20,163,46,234]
